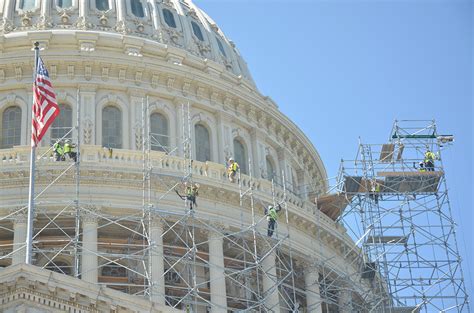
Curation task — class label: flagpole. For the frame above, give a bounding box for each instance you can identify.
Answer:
[26,42,40,264]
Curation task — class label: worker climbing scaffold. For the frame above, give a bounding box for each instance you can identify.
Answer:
[175,182,199,210]
[265,203,282,237]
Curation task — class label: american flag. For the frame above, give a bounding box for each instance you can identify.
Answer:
[31,57,60,147]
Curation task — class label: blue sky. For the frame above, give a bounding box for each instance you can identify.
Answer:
[196,0,473,304]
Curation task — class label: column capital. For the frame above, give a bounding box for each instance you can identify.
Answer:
[80,207,100,224]
[10,207,28,224]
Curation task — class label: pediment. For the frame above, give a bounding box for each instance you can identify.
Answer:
[0,264,179,313]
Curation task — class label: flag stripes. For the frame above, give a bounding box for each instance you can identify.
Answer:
[31,57,59,147]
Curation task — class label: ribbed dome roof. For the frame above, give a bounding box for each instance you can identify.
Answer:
[0,0,254,83]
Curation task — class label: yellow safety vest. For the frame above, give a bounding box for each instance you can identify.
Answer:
[424,151,435,162]
[232,162,239,171]
[268,207,278,220]
[64,143,73,153]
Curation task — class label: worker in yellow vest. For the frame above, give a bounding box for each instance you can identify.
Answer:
[227,157,240,183]
[265,204,282,237]
[64,139,77,162]
[53,140,65,161]
[424,150,437,171]
[175,182,199,210]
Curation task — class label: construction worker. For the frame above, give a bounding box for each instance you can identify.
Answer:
[265,203,281,237]
[424,149,437,171]
[369,180,381,204]
[175,182,199,210]
[53,140,65,161]
[63,139,77,162]
[227,157,239,183]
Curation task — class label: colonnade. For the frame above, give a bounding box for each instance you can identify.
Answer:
[9,212,350,312]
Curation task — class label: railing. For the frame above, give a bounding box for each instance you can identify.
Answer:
[0,145,347,241]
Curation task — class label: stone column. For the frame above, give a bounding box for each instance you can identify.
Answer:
[338,287,352,313]
[150,217,165,304]
[38,0,53,30]
[12,209,27,265]
[116,0,126,21]
[81,211,98,283]
[175,101,184,157]
[3,0,14,20]
[215,112,232,164]
[208,229,227,313]
[261,249,281,313]
[250,129,266,179]
[304,268,322,313]
[78,85,97,145]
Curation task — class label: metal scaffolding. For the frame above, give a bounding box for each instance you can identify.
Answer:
[337,120,469,312]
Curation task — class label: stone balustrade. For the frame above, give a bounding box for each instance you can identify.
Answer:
[0,145,353,252]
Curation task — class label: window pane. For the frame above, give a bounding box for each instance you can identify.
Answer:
[1,106,21,148]
[20,0,35,10]
[57,0,72,8]
[195,124,210,162]
[51,104,72,143]
[131,0,145,17]
[233,139,247,174]
[163,9,176,28]
[266,156,275,181]
[150,113,169,152]
[96,0,109,11]
[191,21,204,41]
[216,37,226,57]
[102,106,122,149]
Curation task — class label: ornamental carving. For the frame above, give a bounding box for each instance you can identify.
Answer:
[75,16,92,30]
[82,118,93,144]
[20,12,33,27]
[0,18,15,34]
[36,15,52,30]
[115,20,129,34]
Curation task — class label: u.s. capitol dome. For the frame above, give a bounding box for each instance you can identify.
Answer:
[0,1,379,312]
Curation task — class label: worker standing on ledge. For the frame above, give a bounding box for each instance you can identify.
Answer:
[227,157,240,183]
[64,139,77,162]
[53,140,65,161]
[265,203,281,237]
[424,149,437,171]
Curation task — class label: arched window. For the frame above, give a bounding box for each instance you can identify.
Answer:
[195,124,210,162]
[1,106,21,149]
[150,112,169,152]
[191,21,204,41]
[216,37,227,57]
[19,0,35,10]
[102,106,122,149]
[163,8,176,28]
[96,0,109,11]
[51,104,72,143]
[45,260,71,275]
[266,156,276,182]
[57,0,73,8]
[131,0,145,17]
[233,139,247,175]
[102,263,126,277]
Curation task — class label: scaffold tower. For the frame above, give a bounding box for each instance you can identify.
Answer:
[338,120,469,312]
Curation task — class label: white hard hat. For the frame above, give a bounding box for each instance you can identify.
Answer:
[65,139,71,143]
[229,157,234,162]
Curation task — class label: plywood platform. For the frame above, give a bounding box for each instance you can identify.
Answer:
[378,171,442,193]
[366,235,408,244]
[315,193,351,221]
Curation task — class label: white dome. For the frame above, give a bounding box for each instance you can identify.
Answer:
[0,0,254,83]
